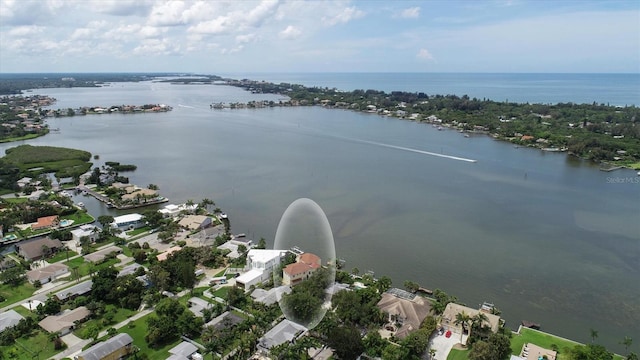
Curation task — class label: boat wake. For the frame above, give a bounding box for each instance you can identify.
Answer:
[333,135,478,163]
[177,104,196,109]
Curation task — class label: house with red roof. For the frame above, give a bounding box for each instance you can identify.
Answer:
[282,252,321,286]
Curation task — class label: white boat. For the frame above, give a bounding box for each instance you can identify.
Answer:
[77,202,85,208]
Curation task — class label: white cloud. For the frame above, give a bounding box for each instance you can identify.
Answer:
[148,0,188,26]
[236,33,257,44]
[397,7,420,19]
[96,0,154,16]
[133,38,180,55]
[188,16,232,35]
[417,48,434,60]
[8,25,45,37]
[279,25,301,40]
[322,6,365,26]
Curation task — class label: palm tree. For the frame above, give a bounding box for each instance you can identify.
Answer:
[454,311,472,345]
[621,336,633,352]
[590,328,599,343]
[200,198,215,213]
[429,348,437,359]
[470,312,489,341]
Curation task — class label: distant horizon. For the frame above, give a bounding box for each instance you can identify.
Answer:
[1,71,639,75]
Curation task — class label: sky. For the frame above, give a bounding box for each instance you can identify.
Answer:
[0,0,638,74]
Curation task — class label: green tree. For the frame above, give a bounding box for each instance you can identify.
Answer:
[326,325,364,360]
[590,328,599,343]
[0,266,26,286]
[376,276,392,293]
[403,280,419,293]
[621,336,633,353]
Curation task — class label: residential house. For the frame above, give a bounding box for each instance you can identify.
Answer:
[26,263,69,284]
[156,246,182,262]
[75,333,134,360]
[17,237,63,261]
[159,203,198,217]
[257,319,308,353]
[187,297,212,318]
[16,177,33,188]
[282,253,321,286]
[235,249,287,291]
[178,215,212,231]
[83,246,122,263]
[251,286,291,306]
[0,309,24,333]
[54,280,93,302]
[205,311,245,331]
[38,306,90,335]
[31,215,60,231]
[111,213,144,231]
[71,224,100,244]
[376,288,432,339]
[441,303,501,344]
[121,188,158,202]
[167,341,200,360]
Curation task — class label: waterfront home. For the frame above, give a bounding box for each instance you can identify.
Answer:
[71,224,100,243]
[76,333,134,360]
[178,214,212,231]
[236,249,287,291]
[31,215,60,230]
[121,187,158,202]
[111,213,144,231]
[26,263,69,284]
[441,303,501,344]
[38,306,90,335]
[54,280,93,302]
[257,319,308,354]
[17,237,63,261]
[282,252,321,286]
[0,309,24,333]
[159,203,198,217]
[376,288,432,339]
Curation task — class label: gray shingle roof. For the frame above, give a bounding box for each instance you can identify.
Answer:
[0,309,24,332]
[258,319,307,350]
[76,333,133,360]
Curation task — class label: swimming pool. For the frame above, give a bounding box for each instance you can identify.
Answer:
[59,219,75,227]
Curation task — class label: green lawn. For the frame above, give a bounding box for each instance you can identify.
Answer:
[63,257,119,279]
[126,226,150,237]
[3,197,28,204]
[511,328,579,360]
[115,314,181,360]
[212,286,229,299]
[0,330,61,359]
[11,305,34,318]
[510,328,625,360]
[0,282,36,307]
[447,348,469,360]
[48,249,79,263]
[75,305,136,339]
[61,211,95,225]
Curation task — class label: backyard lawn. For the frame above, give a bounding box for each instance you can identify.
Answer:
[74,305,136,339]
[0,282,36,307]
[0,330,60,360]
[48,248,79,263]
[447,348,469,360]
[115,314,180,360]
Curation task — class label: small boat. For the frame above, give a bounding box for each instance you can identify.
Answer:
[464,134,470,138]
[82,190,88,196]
[77,202,85,208]
[437,126,444,131]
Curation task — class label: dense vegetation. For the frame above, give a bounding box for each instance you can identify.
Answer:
[0,145,91,193]
[231,80,640,167]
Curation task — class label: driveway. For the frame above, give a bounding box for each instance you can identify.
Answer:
[428,331,467,360]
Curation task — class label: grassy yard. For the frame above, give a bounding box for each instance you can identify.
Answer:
[0,330,60,360]
[511,328,579,360]
[126,226,151,237]
[3,197,28,204]
[447,348,469,360]
[115,314,181,360]
[63,257,119,279]
[48,249,79,263]
[61,211,95,224]
[75,305,136,339]
[212,286,230,299]
[0,282,36,307]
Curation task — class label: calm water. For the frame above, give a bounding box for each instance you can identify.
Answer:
[222,72,640,106]
[2,77,639,353]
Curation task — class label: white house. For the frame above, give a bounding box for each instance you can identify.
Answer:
[236,249,287,290]
[71,224,100,243]
[111,213,144,231]
[159,203,198,217]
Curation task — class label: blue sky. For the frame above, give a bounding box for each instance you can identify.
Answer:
[0,0,638,73]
